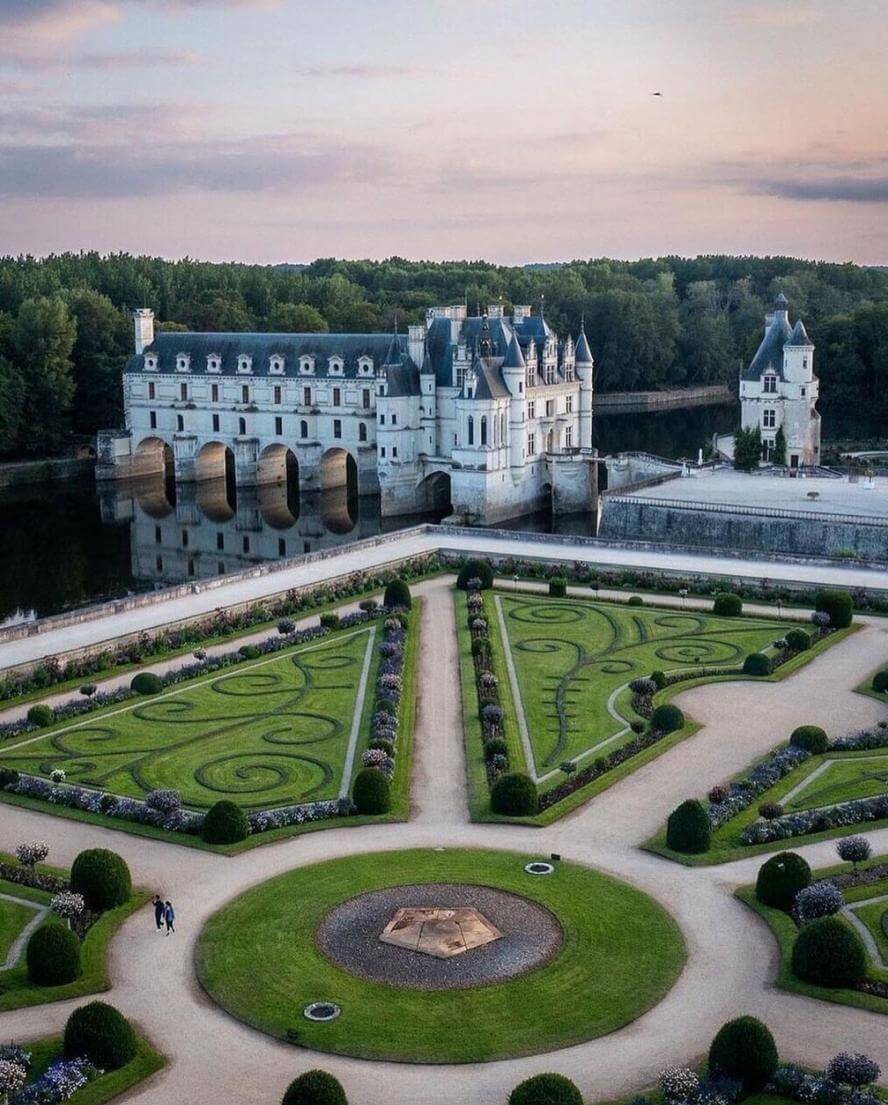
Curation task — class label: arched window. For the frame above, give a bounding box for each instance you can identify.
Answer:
[500,413,506,443]
[467,416,474,446]
[358,422,367,442]
[238,416,246,435]
[480,416,488,446]
[300,420,308,439]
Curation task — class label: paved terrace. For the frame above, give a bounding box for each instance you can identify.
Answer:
[624,469,888,519]
[1,524,887,673]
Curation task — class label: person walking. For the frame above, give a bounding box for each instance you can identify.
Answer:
[152,895,165,933]
[164,900,176,935]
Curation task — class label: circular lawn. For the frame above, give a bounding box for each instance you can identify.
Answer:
[196,848,685,1063]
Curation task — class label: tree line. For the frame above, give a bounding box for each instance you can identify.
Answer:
[0,252,886,459]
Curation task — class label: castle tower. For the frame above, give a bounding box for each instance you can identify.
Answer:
[574,323,595,450]
[501,331,526,471]
[133,308,154,355]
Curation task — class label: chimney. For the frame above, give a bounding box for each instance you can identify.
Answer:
[764,312,774,334]
[133,308,154,355]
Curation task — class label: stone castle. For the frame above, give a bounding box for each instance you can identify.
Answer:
[98,303,598,524]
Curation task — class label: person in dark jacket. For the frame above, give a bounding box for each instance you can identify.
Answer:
[152,895,165,933]
[164,900,176,935]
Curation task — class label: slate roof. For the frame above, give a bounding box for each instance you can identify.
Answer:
[575,328,594,365]
[469,356,512,400]
[385,361,421,397]
[742,297,793,382]
[125,330,396,378]
[787,318,813,347]
[502,332,526,369]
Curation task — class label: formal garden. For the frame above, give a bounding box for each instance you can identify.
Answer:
[736,845,888,1015]
[195,847,685,1064]
[0,588,418,850]
[456,562,850,822]
[0,844,144,1013]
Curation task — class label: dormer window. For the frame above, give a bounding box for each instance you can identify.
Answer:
[763,374,778,394]
[269,355,285,375]
[328,357,344,376]
[144,354,158,371]
[206,355,221,373]
[237,355,253,374]
[175,353,191,373]
[299,356,315,375]
[358,357,374,376]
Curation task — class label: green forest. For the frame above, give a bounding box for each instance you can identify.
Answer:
[0,252,886,460]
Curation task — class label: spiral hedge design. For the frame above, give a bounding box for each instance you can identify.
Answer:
[2,628,375,812]
[498,596,786,775]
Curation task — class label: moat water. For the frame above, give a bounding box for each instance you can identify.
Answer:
[0,399,855,626]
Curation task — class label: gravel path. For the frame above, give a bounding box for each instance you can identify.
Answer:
[0,575,887,1105]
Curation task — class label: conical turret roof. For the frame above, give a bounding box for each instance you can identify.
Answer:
[502,332,526,369]
[574,326,594,365]
[787,318,813,347]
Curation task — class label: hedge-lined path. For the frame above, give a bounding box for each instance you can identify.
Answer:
[0,577,887,1105]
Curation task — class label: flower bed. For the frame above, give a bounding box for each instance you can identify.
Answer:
[465,589,510,789]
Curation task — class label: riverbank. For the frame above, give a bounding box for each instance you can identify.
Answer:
[594,385,732,411]
[0,456,95,489]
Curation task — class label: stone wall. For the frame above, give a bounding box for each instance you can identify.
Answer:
[599,497,888,561]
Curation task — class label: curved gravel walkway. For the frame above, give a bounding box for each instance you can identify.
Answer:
[1,576,887,1105]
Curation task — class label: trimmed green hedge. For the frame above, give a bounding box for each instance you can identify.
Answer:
[456,560,494,590]
[708,1015,778,1092]
[130,672,162,695]
[383,579,412,609]
[63,1001,138,1070]
[548,577,567,598]
[713,592,742,617]
[755,852,811,911]
[815,589,853,629]
[282,1070,347,1105]
[202,800,249,844]
[791,916,867,987]
[785,628,810,652]
[26,924,82,986]
[70,849,132,911]
[352,768,391,815]
[873,670,888,693]
[508,1072,583,1105]
[27,704,53,727]
[666,799,710,854]
[490,772,538,816]
[651,703,684,733]
[789,725,828,754]
[743,652,772,676]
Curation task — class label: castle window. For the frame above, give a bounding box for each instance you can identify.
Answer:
[564,364,574,382]
[527,400,535,419]
[565,424,573,448]
[237,355,252,374]
[241,384,250,404]
[217,532,224,551]
[456,366,466,389]
[176,414,184,432]
[300,420,308,438]
[801,386,807,397]
[545,364,555,385]
[333,419,342,439]
[144,354,158,371]
[176,353,190,373]
[211,383,219,402]
[156,555,163,572]
[155,525,161,543]
[180,382,188,401]
[763,374,777,393]
[299,357,314,375]
[273,385,282,405]
[148,381,156,400]
[379,414,385,426]
[328,358,344,375]
[763,409,776,429]
[380,446,386,458]
[303,386,312,406]
[359,422,367,442]
[565,395,573,413]
[239,416,247,435]
[243,536,250,553]
[278,538,286,557]
[362,388,371,409]
[182,530,189,548]
[212,414,220,432]
[391,413,397,426]
[333,386,341,406]
[269,355,284,375]
[207,355,221,373]
[392,446,398,458]
[217,561,225,575]
[527,432,535,455]
[468,416,474,446]
[802,357,808,370]
[358,357,373,375]
[275,416,283,435]
[149,411,157,429]
[481,416,488,446]
[546,399,555,417]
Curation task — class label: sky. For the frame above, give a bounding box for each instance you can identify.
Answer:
[1,0,887,265]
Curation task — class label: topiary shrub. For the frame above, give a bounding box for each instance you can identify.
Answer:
[508,1072,583,1105]
[490,772,538,816]
[549,577,567,598]
[815,589,853,629]
[70,849,131,911]
[784,628,810,652]
[201,800,249,844]
[713,592,742,617]
[651,704,684,733]
[743,652,772,676]
[0,766,20,789]
[872,670,888,693]
[319,613,340,629]
[352,768,391,815]
[484,738,509,761]
[63,1001,137,1070]
[650,670,666,689]
[26,923,81,985]
[791,916,867,987]
[238,644,261,660]
[471,637,489,658]
[755,852,811,911]
[666,799,711,854]
[27,704,54,727]
[282,1069,347,1105]
[456,559,494,591]
[708,1016,778,1092]
[383,579,412,609]
[627,595,643,606]
[130,672,162,695]
[789,725,828,754]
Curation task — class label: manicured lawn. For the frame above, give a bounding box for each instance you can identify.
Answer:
[736,856,888,1016]
[783,754,888,811]
[19,1032,164,1104]
[1,625,378,812]
[851,898,888,964]
[196,847,685,1064]
[0,896,38,963]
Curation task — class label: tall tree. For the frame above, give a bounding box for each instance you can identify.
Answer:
[0,356,24,455]
[66,288,129,434]
[266,302,329,332]
[13,296,77,455]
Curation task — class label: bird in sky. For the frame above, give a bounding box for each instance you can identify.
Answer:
[651,91,662,96]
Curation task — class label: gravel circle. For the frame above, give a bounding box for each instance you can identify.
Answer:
[316,882,563,991]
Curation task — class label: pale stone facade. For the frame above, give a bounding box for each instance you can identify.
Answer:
[739,293,821,467]
[99,304,597,524]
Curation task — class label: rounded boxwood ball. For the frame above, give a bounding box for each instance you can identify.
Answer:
[755,852,811,911]
[872,670,888,693]
[666,799,711,854]
[791,916,867,987]
[743,652,772,676]
[352,768,391,815]
[130,671,162,695]
[238,644,261,659]
[490,772,538,816]
[27,704,54,727]
[815,589,853,629]
[708,1015,778,1092]
[63,1001,137,1070]
[548,577,567,598]
[456,559,494,590]
[202,800,249,844]
[26,923,81,985]
[282,1069,347,1105]
[651,703,684,733]
[70,848,132,911]
[784,628,810,652]
[383,579,412,609]
[789,725,828,754]
[713,592,742,617]
[508,1072,583,1105]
